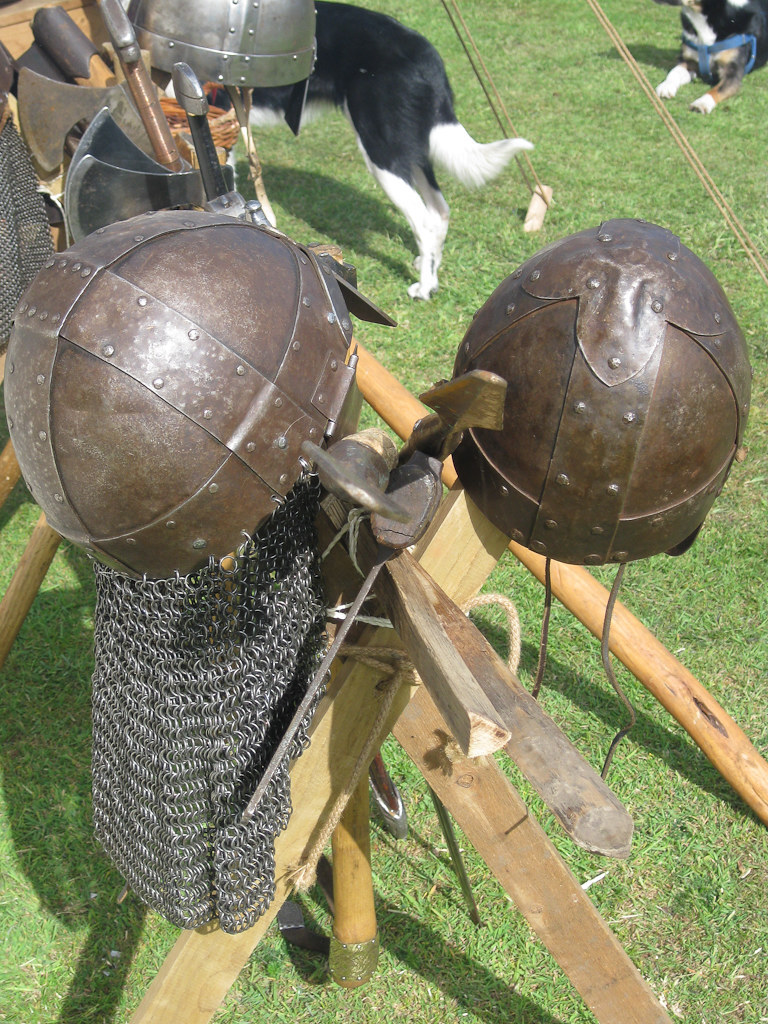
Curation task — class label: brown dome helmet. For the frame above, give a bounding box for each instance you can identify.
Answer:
[4,209,362,578]
[451,218,751,565]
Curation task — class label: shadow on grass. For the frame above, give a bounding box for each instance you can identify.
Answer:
[237,158,417,278]
[0,551,147,1024]
[277,892,567,1024]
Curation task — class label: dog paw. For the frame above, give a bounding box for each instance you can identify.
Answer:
[656,82,676,99]
[690,93,716,114]
[408,281,435,301]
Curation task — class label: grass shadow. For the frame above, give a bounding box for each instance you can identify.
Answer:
[0,573,146,1023]
[237,158,416,279]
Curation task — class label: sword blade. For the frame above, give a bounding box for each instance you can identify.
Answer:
[240,545,391,823]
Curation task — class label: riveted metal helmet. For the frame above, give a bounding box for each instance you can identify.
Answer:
[126,0,316,88]
[452,218,751,565]
[4,208,362,579]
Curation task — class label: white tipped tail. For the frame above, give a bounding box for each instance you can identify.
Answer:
[429,122,534,189]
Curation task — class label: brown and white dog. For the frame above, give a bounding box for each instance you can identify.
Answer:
[653,0,768,112]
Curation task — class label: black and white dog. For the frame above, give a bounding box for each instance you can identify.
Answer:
[654,0,768,112]
[249,2,533,300]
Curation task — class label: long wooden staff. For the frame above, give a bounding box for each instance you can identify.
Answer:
[355,343,768,827]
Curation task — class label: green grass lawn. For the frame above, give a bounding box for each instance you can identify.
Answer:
[1,0,767,1021]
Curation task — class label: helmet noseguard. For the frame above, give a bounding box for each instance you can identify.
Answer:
[4,209,361,579]
[452,219,751,565]
[127,0,316,88]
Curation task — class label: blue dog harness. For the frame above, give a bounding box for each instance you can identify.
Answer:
[687,33,758,81]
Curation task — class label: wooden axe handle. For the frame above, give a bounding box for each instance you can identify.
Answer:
[329,774,379,987]
[355,343,768,827]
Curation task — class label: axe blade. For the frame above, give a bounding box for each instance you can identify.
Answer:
[64,108,207,241]
[17,67,148,173]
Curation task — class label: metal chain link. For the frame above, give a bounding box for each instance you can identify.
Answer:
[91,475,327,933]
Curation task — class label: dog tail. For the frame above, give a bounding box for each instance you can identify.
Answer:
[429,123,534,189]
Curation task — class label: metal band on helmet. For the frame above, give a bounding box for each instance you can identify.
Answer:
[127,0,316,87]
[4,209,360,579]
[452,219,751,565]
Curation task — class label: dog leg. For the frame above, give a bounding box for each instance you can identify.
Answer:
[656,62,695,98]
[364,159,448,300]
[690,49,745,113]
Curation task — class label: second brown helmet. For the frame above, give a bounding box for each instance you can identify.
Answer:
[452,219,751,565]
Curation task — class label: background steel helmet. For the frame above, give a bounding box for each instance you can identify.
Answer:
[4,209,360,579]
[127,0,316,88]
[451,218,751,566]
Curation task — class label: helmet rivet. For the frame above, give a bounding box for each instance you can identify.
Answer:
[585,554,602,565]
[608,356,622,369]
[591,526,605,535]
[330,359,338,371]
[500,485,509,496]
[510,529,524,542]
[326,312,336,324]
[276,436,288,449]
[302,296,311,307]
[209,483,219,493]
[292,341,301,351]
[544,519,557,530]
[651,299,663,313]
[81,267,91,278]
[513,268,523,279]
[598,234,612,242]
[667,251,678,261]
[39,311,48,320]
[622,411,636,424]
[38,430,47,441]
[236,364,245,375]
[153,378,164,389]
[341,319,351,331]
[587,277,600,290]
[275,397,283,408]
[7,362,13,373]
[102,345,115,357]
[531,540,547,553]
[714,312,722,324]
[203,409,213,420]
[309,427,318,439]
[72,263,81,272]
[279,473,289,485]
[246,442,256,452]
[192,538,206,550]
[138,296,148,307]
[125,537,136,545]
[133,236,145,242]
[27,306,37,317]
[555,473,570,487]
[166,520,177,529]
[573,401,587,414]
[36,374,45,384]
[54,493,64,503]
[189,329,200,340]
[529,269,540,281]
[316,393,324,404]
[607,483,620,495]
[613,551,629,562]
[506,303,516,316]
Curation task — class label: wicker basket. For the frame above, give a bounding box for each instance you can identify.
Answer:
[159,94,240,152]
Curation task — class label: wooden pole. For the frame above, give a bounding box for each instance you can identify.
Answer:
[0,439,21,510]
[0,512,61,670]
[355,343,768,827]
[329,774,379,987]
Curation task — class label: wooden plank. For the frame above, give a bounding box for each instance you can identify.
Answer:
[393,686,672,1024]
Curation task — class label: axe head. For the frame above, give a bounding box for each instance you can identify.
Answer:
[17,67,149,173]
[64,107,208,241]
